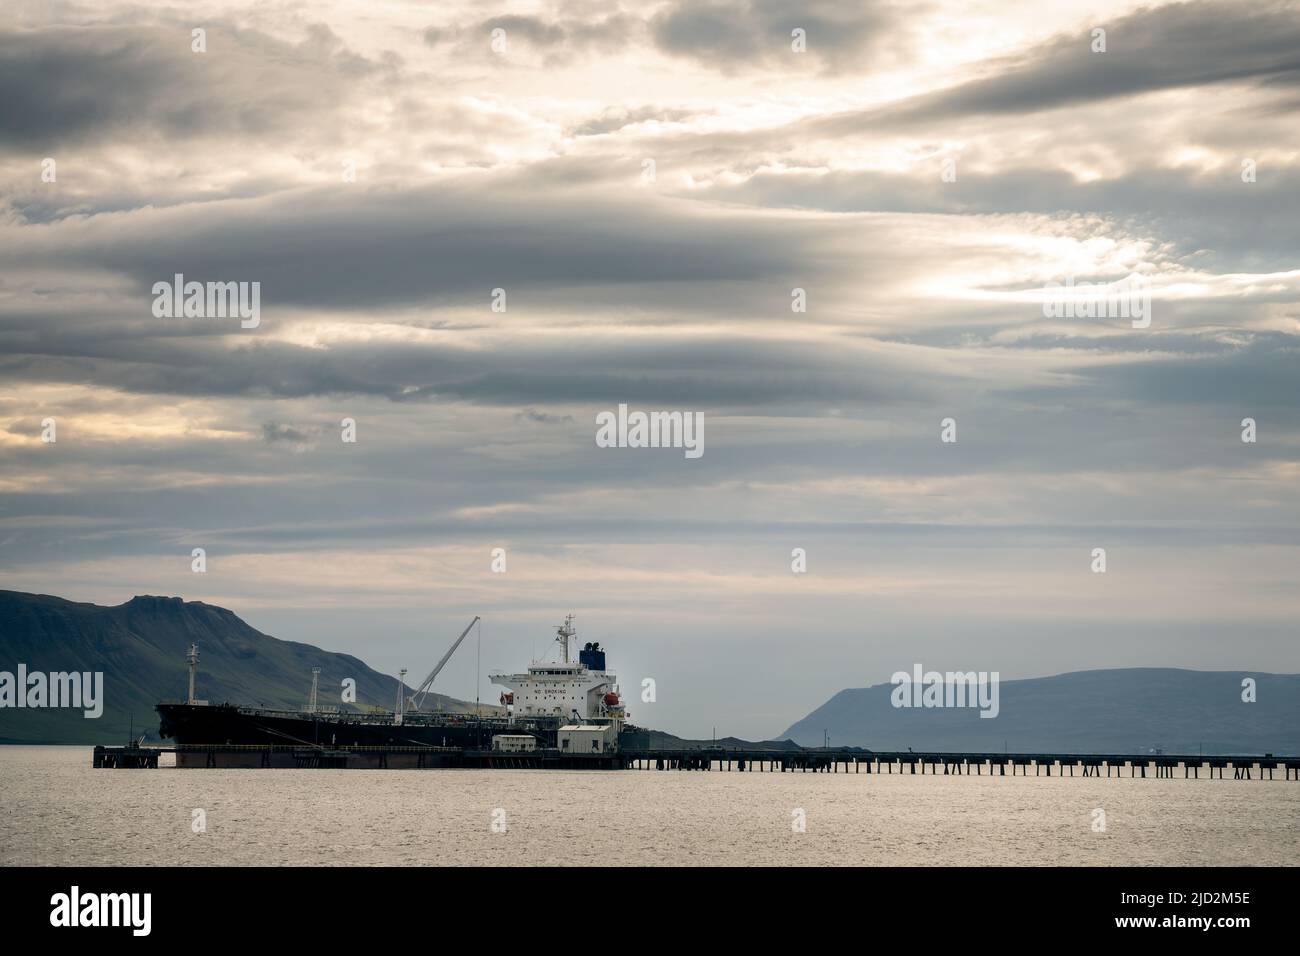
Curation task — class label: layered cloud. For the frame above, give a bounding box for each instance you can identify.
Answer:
[1,0,1297,735]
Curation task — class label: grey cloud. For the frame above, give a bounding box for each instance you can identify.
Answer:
[422,0,911,74]
[650,0,910,73]
[515,408,575,424]
[261,422,316,445]
[1070,332,1300,413]
[423,10,642,64]
[0,320,937,407]
[4,385,1296,581]
[7,180,834,311]
[4,0,1300,735]
[0,22,375,149]
[816,0,1300,132]
[684,164,1300,270]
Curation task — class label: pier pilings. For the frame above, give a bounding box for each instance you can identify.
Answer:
[91,744,1300,778]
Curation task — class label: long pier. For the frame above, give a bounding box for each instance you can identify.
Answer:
[622,750,1300,780]
[92,744,1300,778]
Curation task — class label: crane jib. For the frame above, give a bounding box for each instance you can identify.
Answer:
[410,616,480,711]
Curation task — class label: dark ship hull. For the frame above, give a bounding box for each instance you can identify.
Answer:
[157,702,649,767]
[158,700,540,745]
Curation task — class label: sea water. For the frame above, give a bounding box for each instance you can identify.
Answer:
[2,746,1296,866]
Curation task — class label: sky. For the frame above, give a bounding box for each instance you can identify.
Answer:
[1,0,1297,738]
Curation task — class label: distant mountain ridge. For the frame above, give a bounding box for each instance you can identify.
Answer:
[782,668,1300,755]
[0,590,486,744]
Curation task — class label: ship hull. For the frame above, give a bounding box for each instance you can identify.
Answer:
[158,702,550,747]
[157,702,648,765]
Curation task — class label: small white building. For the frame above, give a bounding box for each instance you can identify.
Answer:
[557,724,616,754]
[492,734,537,752]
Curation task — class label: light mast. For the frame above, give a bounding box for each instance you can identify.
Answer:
[186,643,199,704]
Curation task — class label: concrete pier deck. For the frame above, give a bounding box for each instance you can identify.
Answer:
[93,743,1300,778]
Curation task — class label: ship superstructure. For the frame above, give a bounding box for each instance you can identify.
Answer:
[489,615,627,727]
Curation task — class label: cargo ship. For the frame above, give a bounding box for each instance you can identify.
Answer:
[157,614,645,766]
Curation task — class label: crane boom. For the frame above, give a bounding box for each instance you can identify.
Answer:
[408,616,480,711]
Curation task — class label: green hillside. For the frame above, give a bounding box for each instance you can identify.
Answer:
[0,591,490,744]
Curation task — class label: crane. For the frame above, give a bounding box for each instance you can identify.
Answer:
[406,616,480,712]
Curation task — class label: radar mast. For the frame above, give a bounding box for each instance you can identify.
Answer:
[555,614,576,664]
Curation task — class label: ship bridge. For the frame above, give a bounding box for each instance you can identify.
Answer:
[489,615,621,722]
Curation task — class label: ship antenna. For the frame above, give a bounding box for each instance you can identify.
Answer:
[555,613,576,664]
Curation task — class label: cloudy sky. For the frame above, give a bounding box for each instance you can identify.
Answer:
[1,0,1297,737]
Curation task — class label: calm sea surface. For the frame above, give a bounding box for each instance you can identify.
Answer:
[2,746,1297,866]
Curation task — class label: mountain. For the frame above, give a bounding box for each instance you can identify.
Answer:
[0,591,489,744]
[621,728,805,752]
[782,668,1300,755]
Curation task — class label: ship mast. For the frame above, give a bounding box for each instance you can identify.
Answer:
[555,614,576,664]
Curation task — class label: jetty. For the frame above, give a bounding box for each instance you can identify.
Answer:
[92,743,1300,778]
